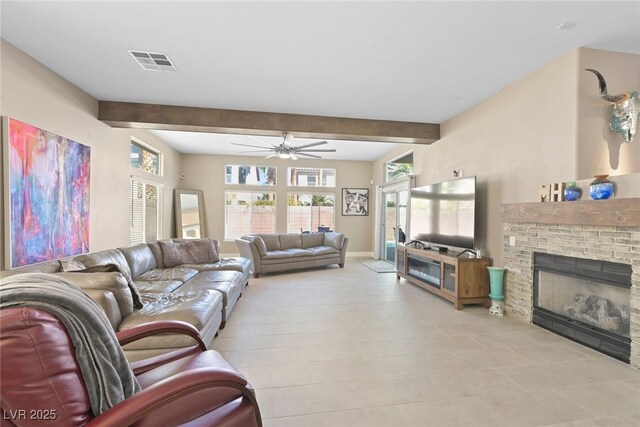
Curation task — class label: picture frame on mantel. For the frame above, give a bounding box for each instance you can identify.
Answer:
[342,188,369,216]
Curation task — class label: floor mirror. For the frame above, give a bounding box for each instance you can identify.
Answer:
[175,189,205,239]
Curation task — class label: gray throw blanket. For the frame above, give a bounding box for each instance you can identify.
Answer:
[0,273,141,415]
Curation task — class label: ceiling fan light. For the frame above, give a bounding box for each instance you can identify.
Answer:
[278,152,290,159]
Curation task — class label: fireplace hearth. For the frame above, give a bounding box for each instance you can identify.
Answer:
[533,252,632,362]
[502,198,640,369]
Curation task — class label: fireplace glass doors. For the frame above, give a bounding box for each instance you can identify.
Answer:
[536,270,630,339]
[533,252,632,363]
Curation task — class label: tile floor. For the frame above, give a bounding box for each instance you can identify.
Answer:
[213,259,640,427]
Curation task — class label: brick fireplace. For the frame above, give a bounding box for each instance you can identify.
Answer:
[501,198,640,369]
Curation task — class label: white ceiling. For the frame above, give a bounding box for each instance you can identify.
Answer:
[147,130,399,161]
[1,1,639,161]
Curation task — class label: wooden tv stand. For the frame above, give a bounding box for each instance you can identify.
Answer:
[396,245,491,310]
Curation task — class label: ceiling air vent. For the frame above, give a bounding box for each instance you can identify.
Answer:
[128,50,177,72]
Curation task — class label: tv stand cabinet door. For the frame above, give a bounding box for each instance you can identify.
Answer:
[458,259,490,299]
[442,262,457,295]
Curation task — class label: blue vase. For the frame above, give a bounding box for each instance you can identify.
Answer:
[564,186,580,201]
[589,175,614,200]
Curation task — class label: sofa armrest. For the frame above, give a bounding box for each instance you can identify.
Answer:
[340,237,349,264]
[235,238,262,274]
[116,320,206,351]
[83,289,122,329]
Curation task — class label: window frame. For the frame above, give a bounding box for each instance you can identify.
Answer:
[225,164,277,186]
[385,151,413,183]
[286,167,336,188]
[286,192,336,233]
[130,137,163,177]
[224,190,277,240]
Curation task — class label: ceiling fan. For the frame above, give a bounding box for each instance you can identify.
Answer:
[231,133,336,160]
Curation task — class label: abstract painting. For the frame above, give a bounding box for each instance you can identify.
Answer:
[7,118,90,268]
[342,188,369,216]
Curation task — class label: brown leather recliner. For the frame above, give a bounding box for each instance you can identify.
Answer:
[0,307,262,427]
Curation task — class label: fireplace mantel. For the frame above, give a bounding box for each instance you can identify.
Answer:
[501,198,640,227]
[502,201,639,369]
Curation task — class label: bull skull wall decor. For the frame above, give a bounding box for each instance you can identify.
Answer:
[585,69,640,143]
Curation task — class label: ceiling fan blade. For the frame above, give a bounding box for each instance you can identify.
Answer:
[296,149,337,153]
[291,140,328,149]
[239,149,275,153]
[296,152,322,159]
[289,152,298,161]
[265,153,277,159]
[231,142,272,149]
[248,135,278,147]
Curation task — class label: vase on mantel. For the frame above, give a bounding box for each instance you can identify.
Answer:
[564,182,580,201]
[589,175,614,200]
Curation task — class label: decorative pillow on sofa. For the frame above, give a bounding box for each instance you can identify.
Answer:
[323,232,345,250]
[301,233,325,249]
[279,234,302,250]
[160,239,219,268]
[59,259,86,272]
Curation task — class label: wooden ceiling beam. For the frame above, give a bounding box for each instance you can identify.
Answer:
[98,101,440,144]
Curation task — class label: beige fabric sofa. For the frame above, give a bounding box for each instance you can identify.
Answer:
[2,238,252,362]
[235,232,348,278]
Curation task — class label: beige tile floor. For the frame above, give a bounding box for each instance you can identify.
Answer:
[213,259,640,427]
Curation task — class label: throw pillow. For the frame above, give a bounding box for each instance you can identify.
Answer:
[59,259,86,272]
[160,239,219,268]
[301,232,324,249]
[279,233,302,250]
[67,263,144,310]
[323,232,345,250]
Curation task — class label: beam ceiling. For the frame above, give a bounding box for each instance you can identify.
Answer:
[98,102,440,145]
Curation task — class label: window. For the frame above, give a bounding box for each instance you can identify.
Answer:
[287,193,335,233]
[225,165,276,185]
[225,192,276,239]
[385,152,413,182]
[287,167,336,187]
[131,139,161,175]
[130,177,162,243]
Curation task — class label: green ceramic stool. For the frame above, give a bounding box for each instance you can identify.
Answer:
[487,267,505,316]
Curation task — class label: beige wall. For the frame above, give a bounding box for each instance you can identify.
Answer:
[0,40,181,270]
[373,48,640,267]
[2,40,638,271]
[577,48,640,178]
[179,154,373,254]
[375,50,580,266]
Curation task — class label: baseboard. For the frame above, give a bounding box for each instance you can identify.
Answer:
[347,252,374,258]
[224,251,374,258]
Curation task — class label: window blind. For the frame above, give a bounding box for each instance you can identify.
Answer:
[130,177,162,243]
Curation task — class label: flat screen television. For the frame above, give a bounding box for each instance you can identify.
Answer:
[409,176,476,250]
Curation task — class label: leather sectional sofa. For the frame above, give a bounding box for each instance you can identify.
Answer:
[3,238,252,362]
[235,232,348,277]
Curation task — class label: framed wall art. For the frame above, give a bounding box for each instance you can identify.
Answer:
[342,188,368,216]
[4,117,91,268]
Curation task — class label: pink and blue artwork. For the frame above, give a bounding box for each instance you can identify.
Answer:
[8,118,90,268]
